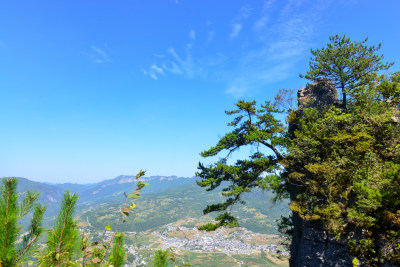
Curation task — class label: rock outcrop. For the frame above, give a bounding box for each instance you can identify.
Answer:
[290,213,354,267]
[289,81,400,267]
[297,80,340,110]
[289,81,354,267]
[289,80,341,134]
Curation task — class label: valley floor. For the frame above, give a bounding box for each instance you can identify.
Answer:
[90,218,289,266]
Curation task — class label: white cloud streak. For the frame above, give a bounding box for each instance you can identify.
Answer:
[142,0,332,93]
[224,0,333,97]
[229,5,252,40]
[143,45,197,80]
[91,46,111,63]
[147,64,166,80]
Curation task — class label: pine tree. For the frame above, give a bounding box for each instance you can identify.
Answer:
[37,192,80,266]
[38,170,149,266]
[109,232,125,267]
[0,177,46,266]
[197,36,400,264]
[153,249,170,267]
[196,100,287,229]
[300,35,393,109]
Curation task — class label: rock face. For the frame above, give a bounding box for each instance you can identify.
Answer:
[297,80,340,110]
[290,81,354,267]
[289,80,342,134]
[290,213,354,267]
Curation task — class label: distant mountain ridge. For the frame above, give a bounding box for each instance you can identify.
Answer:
[84,175,194,196]
[12,175,195,207]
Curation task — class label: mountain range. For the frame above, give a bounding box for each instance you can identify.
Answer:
[11,175,289,234]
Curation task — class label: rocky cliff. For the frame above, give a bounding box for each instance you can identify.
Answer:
[290,212,354,267]
[289,81,354,267]
[288,81,398,267]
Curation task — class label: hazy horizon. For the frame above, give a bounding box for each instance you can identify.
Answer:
[8,173,196,185]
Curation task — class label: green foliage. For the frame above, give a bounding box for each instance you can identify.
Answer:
[37,191,80,266]
[0,177,46,266]
[196,100,288,229]
[286,71,400,264]
[154,249,170,267]
[82,181,286,235]
[100,170,148,262]
[300,34,393,108]
[109,232,125,267]
[153,248,190,267]
[198,35,400,264]
[377,71,400,104]
[37,169,149,266]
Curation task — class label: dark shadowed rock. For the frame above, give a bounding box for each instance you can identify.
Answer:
[290,212,355,267]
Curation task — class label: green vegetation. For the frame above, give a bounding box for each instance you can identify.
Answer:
[153,248,187,267]
[300,34,393,109]
[0,175,287,266]
[287,69,400,264]
[154,249,170,267]
[0,170,149,266]
[80,182,286,235]
[0,178,46,266]
[4,33,398,266]
[196,100,287,230]
[197,35,400,264]
[38,192,80,265]
[109,232,125,267]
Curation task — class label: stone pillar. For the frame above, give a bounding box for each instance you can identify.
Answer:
[289,81,354,266]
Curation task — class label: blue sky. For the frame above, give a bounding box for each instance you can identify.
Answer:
[1,0,399,183]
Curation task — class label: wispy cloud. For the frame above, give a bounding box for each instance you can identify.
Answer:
[169,61,184,75]
[149,64,165,80]
[224,0,333,97]
[91,46,111,63]
[153,53,165,58]
[143,44,229,81]
[229,5,252,40]
[230,24,242,39]
[239,6,252,19]
[143,45,195,80]
[143,0,332,95]
[225,86,248,98]
[189,30,196,40]
[224,57,295,98]
[167,46,194,78]
[253,0,276,31]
